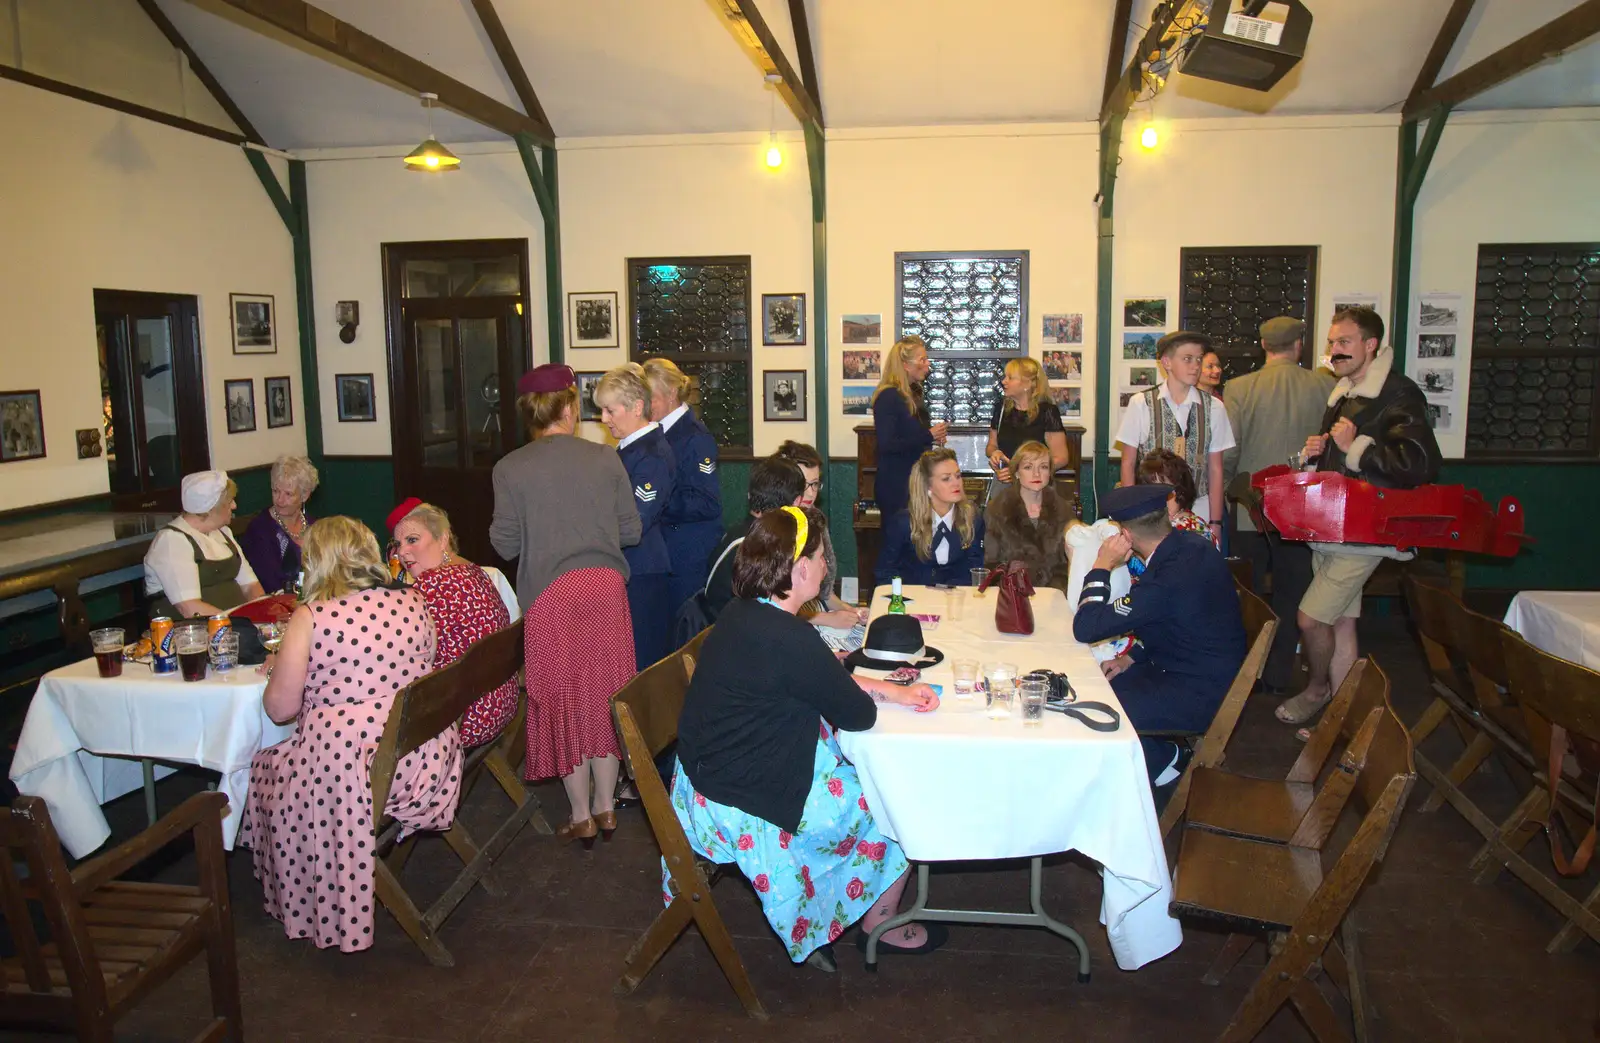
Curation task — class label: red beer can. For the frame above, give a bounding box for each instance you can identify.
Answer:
[207,614,231,655]
[150,616,177,674]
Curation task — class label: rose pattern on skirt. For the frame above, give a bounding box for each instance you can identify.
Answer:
[846,877,865,900]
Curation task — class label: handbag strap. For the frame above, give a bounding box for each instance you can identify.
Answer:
[1537,724,1599,877]
[1048,700,1122,732]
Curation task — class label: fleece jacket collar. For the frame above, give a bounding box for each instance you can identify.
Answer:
[1328,345,1394,406]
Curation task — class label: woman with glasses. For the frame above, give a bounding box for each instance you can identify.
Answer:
[775,441,865,631]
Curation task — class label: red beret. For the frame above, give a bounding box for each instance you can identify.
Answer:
[387,497,423,532]
[517,364,576,396]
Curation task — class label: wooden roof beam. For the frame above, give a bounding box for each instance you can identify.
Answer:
[1102,0,1135,110]
[706,0,823,129]
[136,0,268,145]
[1404,0,1600,119]
[468,0,555,139]
[183,0,551,144]
[786,0,820,103]
[1406,0,1477,105]
[1101,0,1184,125]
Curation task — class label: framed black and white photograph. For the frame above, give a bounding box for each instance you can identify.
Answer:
[224,379,256,434]
[568,292,619,348]
[265,376,293,428]
[842,313,881,345]
[1418,293,1461,330]
[0,390,46,463]
[763,369,806,421]
[1417,333,1456,359]
[575,372,604,422]
[1426,402,1453,431]
[1418,368,1455,395]
[335,373,376,422]
[230,293,276,354]
[762,293,806,346]
[1123,297,1167,328]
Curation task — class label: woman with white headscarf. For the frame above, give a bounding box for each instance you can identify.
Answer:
[142,469,265,618]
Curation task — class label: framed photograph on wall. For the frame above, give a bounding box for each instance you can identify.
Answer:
[568,292,619,348]
[265,376,293,428]
[842,313,881,344]
[762,293,806,346]
[335,373,376,422]
[0,390,46,463]
[230,293,277,354]
[575,372,604,421]
[224,379,256,434]
[763,369,806,421]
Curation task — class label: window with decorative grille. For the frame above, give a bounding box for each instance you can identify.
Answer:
[895,251,1029,427]
[1179,246,1319,380]
[1465,243,1600,461]
[627,256,753,453]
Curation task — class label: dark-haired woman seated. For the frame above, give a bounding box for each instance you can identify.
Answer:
[669,506,944,965]
[874,448,985,588]
[1137,449,1219,549]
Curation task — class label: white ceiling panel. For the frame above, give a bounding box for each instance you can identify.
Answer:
[1443,0,1600,110]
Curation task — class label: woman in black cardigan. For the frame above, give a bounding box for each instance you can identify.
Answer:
[671,506,944,967]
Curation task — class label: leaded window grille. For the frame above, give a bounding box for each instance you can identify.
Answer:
[1465,243,1600,460]
[1179,246,1318,380]
[628,256,753,452]
[896,251,1028,426]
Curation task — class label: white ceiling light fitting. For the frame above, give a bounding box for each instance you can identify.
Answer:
[403,92,461,172]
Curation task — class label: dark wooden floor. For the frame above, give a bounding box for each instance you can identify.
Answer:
[3,612,1598,1042]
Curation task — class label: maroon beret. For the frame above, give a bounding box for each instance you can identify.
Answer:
[517,364,576,396]
[387,497,423,532]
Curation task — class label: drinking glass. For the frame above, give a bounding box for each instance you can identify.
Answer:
[1019,678,1048,727]
[945,587,965,622]
[970,568,989,596]
[211,631,240,673]
[951,658,979,699]
[983,661,1016,718]
[174,623,209,682]
[91,627,125,679]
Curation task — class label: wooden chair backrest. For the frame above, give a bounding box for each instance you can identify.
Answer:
[1348,666,1416,833]
[1190,583,1277,773]
[1288,658,1382,784]
[615,627,712,762]
[0,798,102,1007]
[371,618,526,817]
[1444,594,1512,692]
[1403,574,1465,695]
[1501,630,1600,761]
[1226,557,1253,592]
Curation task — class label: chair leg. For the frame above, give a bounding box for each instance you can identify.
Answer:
[1546,876,1600,953]
[1340,913,1375,1041]
[1201,932,1256,986]
[1159,764,1196,840]
[386,832,421,874]
[203,906,246,1043]
[615,897,696,997]
[373,859,454,967]
[439,820,506,898]
[1288,978,1355,1043]
[1419,731,1496,814]
[1409,697,1451,744]
[688,887,769,1021]
[1470,787,1546,883]
[142,758,159,827]
[487,752,531,809]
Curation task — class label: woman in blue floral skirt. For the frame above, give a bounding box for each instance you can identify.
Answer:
[667,505,945,965]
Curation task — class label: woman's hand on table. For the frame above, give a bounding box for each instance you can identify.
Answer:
[886,683,940,713]
[815,606,866,630]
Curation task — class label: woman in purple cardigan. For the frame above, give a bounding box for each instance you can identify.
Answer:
[239,455,318,594]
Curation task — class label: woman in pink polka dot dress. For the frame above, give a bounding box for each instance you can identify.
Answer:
[241,516,462,952]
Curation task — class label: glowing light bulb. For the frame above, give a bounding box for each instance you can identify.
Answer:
[766,143,783,168]
[1140,125,1159,150]
[425,154,439,167]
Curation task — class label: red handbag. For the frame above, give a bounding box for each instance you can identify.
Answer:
[979,561,1036,635]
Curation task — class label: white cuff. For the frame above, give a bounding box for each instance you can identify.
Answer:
[1344,434,1375,473]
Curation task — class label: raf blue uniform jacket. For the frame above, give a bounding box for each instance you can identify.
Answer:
[1072,530,1246,692]
[660,410,724,592]
[871,388,934,521]
[619,427,677,577]
[874,509,986,588]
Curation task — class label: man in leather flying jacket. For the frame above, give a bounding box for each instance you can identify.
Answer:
[1274,306,1442,729]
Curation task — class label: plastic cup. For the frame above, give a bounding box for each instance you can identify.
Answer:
[951,658,978,699]
[970,568,989,596]
[1020,678,1048,727]
[91,627,125,678]
[211,631,240,673]
[945,588,965,622]
[174,623,208,682]
[983,661,1017,718]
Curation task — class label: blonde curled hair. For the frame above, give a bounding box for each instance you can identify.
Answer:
[873,335,928,409]
[1001,357,1050,423]
[640,357,693,410]
[1008,439,1052,477]
[908,448,977,561]
[392,501,458,556]
[595,362,651,417]
[300,516,391,603]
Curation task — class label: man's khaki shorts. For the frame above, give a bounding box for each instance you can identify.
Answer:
[1300,550,1384,624]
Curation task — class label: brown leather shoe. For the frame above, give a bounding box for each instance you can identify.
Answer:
[595,810,618,841]
[557,817,598,849]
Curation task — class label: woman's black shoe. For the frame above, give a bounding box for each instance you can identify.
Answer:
[804,943,837,973]
[856,921,949,959]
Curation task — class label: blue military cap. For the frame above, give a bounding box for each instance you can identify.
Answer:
[1099,483,1174,521]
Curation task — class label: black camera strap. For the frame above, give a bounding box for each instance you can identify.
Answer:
[1045,700,1122,732]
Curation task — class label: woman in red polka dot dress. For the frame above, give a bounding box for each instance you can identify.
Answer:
[241,516,461,951]
[388,498,516,747]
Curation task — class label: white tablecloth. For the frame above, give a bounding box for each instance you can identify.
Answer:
[836,585,1182,970]
[1503,591,1600,670]
[10,658,294,857]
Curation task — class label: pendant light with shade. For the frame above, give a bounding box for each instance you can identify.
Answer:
[403,92,461,172]
[763,73,782,169]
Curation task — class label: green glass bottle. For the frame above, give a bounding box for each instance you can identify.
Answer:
[887,576,907,615]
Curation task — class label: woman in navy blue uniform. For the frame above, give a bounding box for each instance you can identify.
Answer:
[597,364,677,670]
[875,448,985,589]
[642,358,724,610]
[871,337,948,522]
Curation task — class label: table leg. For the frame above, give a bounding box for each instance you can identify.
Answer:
[141,759,158,826]
[862,858,1091,982]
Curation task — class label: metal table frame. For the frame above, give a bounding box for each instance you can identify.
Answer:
[863,858,1092,981]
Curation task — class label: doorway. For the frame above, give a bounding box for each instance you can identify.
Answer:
[93,290,209,511]
[383,240,530,570]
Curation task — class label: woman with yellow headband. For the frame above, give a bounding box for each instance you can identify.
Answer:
[671,505,946,968]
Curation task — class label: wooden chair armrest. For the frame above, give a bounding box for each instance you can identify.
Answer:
[70,791,229,896]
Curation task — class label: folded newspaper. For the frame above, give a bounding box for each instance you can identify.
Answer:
[815,619,867,654]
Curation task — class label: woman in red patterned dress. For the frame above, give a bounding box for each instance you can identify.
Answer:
[388,498,517,747]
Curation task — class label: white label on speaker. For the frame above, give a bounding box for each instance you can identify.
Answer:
[1224,1,1287,45]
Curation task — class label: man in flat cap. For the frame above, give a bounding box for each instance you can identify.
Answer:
[1221,316,1335,692]
[1073,484,1247,792]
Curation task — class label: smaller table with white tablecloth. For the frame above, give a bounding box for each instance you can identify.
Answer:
[836,584,1182,974]
[1502,591,1600,670]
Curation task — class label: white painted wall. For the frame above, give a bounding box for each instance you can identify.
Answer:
[0,79,300,511]
[304,151,550,455]
[1411,109,1600,459]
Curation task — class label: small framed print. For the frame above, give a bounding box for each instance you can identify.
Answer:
[0,390,46,463]
[762,293,806,346]
[569,292,619,348]
[230,293,277,354]
[575,372,605,421]
[265,376,293,429]
[335,373,377,422]
[224,379,256,434]
[763,369,806,421]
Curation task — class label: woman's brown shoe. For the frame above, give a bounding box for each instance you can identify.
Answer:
[595,810,618,841]
[558,817,598,849]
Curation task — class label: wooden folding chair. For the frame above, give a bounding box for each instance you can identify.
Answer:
[1158,581,1278,838]
[370,619,548,967]
[1185,657,1389,847]
[1170,682,1416,1043]
[0,792,243,1043]
[611,629,769,1020]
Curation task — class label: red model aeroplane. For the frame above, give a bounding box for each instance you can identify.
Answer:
[1249,466,1528,557]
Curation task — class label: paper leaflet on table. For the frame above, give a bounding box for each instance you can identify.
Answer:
[816,619,867,654]
[1065,520,1134,662]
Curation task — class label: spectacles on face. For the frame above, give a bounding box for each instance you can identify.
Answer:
[804,479,823,494]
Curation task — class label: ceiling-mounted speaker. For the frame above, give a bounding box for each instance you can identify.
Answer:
[1181,0,1312,91]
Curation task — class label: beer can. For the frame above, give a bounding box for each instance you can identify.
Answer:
[207,614,231,655]
[149,616,177,674]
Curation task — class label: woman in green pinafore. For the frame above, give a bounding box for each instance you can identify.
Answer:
[142,470,265,618]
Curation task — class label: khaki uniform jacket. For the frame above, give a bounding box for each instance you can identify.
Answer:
[1222,357,1336,530]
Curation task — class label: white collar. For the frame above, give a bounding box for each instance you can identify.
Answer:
[617,422,659,450]
[1328,345,1395,404]
[1159,381,1204,410]
[933,506,956,530]
[659,403,690,432]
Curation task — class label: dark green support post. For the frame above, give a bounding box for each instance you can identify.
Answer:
[1389,109,1449,376]
[804,120,829,468]
[1090,114,1127,518]
[516,133,564,364]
